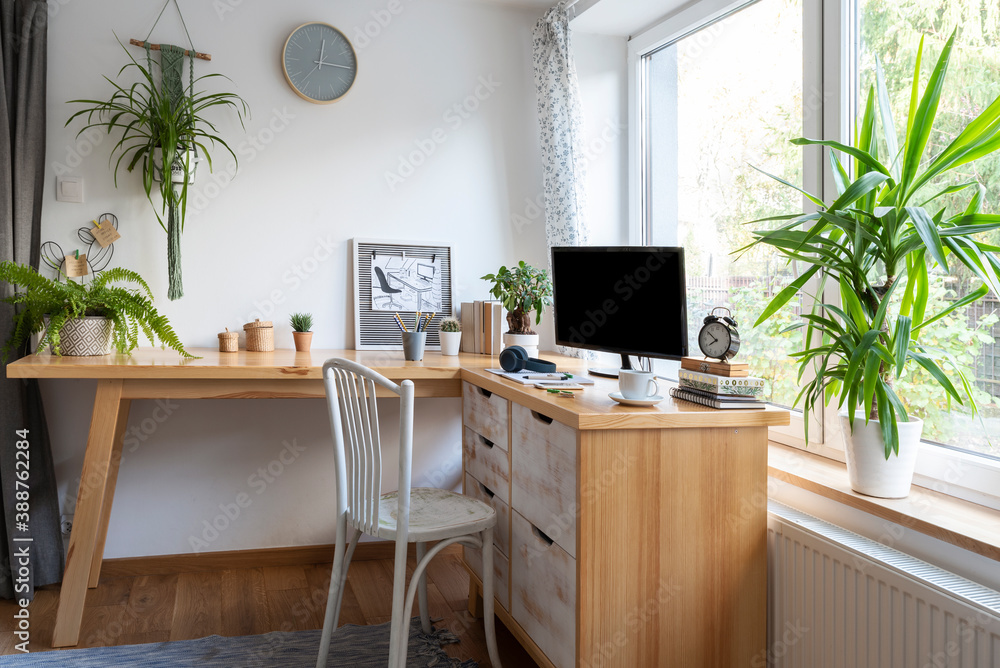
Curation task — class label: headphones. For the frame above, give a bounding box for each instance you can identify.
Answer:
[498,346,557,373]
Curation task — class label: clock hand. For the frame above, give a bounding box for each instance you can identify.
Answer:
[312,60,353,70]
[318,39,326,70]
[301,64,319,82]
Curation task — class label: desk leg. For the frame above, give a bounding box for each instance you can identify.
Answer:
[52,379,124,648]
[88,398,131,588]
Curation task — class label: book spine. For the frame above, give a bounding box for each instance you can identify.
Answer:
[460,303,474,353]
[670,387,764,410]
[678,369,764,396]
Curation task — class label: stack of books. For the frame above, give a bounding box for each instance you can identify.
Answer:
[669,360,766,410]
[459,301,503,354]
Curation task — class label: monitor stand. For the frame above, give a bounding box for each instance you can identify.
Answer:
[588,354,634,379]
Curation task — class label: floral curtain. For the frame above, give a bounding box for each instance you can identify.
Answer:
[532,2,590,248]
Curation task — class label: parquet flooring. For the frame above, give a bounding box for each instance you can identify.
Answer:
[0,546,537,667]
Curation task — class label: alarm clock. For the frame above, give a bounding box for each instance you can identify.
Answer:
[698,307,741,361]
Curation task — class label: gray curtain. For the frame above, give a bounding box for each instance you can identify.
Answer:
[0,0,63,599]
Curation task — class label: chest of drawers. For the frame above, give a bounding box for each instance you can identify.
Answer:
[460,373,786,667]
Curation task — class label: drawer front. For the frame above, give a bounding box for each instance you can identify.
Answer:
[511,403,577,557]
[511,510,576,668]
[462,382,509,450]
[463,427,509,503]
[464,473,510,556]
[464,543,510,612]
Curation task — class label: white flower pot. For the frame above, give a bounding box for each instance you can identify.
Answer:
[503,332,539,359]
[840,412,923,498]
[151,147,199,184]
[49,316,113,356]
[439,331,461,356]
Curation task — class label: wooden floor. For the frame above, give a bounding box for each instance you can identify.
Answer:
[0,546,537,667]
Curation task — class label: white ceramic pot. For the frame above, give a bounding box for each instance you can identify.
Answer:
[840,412,924,498]
[439,331,461,356]
[503,332,539,359]
[50,316,113,356]
[151,147,199,184]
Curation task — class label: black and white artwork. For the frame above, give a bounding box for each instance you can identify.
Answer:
[370,253,443,313]
[353,239,453,350]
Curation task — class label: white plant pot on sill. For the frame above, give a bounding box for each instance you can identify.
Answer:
[502,332,538,359]
[840,412,923,499]
[151,147,200,184]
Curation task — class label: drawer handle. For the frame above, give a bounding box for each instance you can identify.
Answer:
[532,525,555,547]
[478,387,493,399]
[477,481,496,499]
[531,410,554,425]
[477,435,495,449]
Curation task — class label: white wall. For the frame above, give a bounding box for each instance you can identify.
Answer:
[41,0,544,557]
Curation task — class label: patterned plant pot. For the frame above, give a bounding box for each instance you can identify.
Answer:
[49,316,114,356]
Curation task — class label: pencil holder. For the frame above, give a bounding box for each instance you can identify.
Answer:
[218,328,238,353]
[402,331,427,361]
[243,319,274,352]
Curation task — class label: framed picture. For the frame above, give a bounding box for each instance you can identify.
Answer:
[353,238,454,350]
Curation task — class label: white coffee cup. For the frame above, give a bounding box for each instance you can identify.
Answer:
[618,370,659,400]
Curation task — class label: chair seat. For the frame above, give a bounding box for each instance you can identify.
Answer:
[375,487,496,542]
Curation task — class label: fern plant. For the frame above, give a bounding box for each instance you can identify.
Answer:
[0,262,192,361]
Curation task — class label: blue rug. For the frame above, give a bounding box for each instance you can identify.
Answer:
[0,619,477,667]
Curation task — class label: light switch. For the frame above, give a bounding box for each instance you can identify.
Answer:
[56,176,84,203]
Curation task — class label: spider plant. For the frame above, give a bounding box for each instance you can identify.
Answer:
[65,37,249,300]
[0,261,193,361]
[744,30,1000,457]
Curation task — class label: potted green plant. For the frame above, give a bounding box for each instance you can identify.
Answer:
[439,317,461,356]
[482,261,553,358]
[0,262,192,360]
[746,31,1000,498]
[290,312,313,352]
[65,39,249,301]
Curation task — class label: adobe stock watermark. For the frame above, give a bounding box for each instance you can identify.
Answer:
[52,127,105,178]
[384,75,502,191]
[188,438,307,552]
[241,234,338,324]
[66,400,181,515]
[188,107,293,214]
[751,619,810,667]
[512,118,625,234]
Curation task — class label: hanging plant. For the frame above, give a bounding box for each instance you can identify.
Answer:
[65,38,249,300]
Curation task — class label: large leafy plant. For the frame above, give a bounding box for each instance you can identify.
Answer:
[0,262,192,361]
[745,30,1000,457]
[481,261,554,335]
[65,39,248,299]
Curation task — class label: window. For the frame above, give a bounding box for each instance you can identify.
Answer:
[858,0,1000,461]
[629,0,1000,505]
[632,0,817,447]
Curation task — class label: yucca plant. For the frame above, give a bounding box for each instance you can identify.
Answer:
[0,262,193,361]
[744,30,1000,458]
[65,38,249,300]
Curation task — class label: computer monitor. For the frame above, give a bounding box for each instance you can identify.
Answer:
[417,263,435,280]
[551,246,688,374]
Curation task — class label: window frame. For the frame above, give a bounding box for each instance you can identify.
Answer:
[627,0,1000,510]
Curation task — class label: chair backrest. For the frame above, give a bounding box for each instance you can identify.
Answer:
[373,266,394,292]
[322,358,415,539]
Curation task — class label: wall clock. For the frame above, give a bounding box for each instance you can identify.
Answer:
[282,22,357,104]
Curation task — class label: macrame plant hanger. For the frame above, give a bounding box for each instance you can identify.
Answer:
[131,0,211,300]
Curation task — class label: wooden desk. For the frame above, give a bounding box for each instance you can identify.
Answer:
[8,348,788,657]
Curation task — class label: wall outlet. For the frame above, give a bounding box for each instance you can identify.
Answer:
[60,514,74,535]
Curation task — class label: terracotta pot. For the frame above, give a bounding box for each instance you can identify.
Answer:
[292,331,313,352]
[840,412,924,498]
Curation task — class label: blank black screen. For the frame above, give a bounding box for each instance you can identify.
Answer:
[551,247,688,360]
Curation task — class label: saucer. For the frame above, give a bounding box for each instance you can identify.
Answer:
[609,391,664,407]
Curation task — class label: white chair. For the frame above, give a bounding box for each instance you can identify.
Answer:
[316,358,503,668]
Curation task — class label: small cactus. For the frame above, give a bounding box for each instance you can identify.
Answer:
[440,317,461,333]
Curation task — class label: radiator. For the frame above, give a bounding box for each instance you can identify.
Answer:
[766,501,1000,668]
